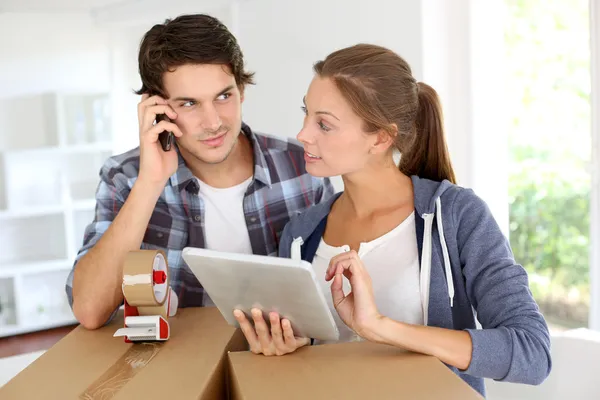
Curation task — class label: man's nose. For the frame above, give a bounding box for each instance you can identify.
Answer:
[201,104,222,131]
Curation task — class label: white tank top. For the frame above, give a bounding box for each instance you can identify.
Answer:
[311,212,423,344]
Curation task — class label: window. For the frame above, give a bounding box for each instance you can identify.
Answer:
[504,0,592,331]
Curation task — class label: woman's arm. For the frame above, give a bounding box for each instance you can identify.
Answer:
[452,188,551,384]
[327,192,552,387]
[362,317,473,370]
[327,250,472,371]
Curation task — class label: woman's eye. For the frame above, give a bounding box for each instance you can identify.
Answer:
[300,106,330,131]
[318,121,331,132]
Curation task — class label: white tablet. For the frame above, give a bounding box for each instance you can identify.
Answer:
[181,247,340,341]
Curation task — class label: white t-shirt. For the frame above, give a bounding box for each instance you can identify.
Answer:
[311,212,423,344]
[196,176,253,306]
[196,176,253,254]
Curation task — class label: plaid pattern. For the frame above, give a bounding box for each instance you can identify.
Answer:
[66,123,335,310]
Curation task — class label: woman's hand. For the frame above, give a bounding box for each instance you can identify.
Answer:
[325,250,384,340]
[326,251,474,371]
[233,308,310,356]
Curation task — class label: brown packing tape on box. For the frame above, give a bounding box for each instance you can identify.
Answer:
[78,250,172,398]
[79,342,163,400]
[122,250,170,318]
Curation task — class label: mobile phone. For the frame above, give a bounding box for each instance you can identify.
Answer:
[156,114,174,151]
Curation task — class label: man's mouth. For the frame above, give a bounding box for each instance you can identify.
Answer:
[200,130,228,146]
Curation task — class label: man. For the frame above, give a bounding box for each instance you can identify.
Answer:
[66,14,334,329]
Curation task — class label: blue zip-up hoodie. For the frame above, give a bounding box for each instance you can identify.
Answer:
[278,176,552,398]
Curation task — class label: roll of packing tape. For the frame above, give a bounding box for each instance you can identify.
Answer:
[122,250,169,309]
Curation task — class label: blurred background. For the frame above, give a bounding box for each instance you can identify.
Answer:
[0,0,599,398]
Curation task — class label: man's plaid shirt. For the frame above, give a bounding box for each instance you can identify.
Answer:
[66,123,335,311]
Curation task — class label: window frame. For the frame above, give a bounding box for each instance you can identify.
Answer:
[589,0,600,330]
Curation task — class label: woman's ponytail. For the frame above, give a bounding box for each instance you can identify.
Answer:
[399,82,457,184]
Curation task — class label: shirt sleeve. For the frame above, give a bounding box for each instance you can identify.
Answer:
[65,160,130,316]
[455,188,552,385]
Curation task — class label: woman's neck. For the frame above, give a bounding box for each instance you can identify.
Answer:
[336,164,414,220]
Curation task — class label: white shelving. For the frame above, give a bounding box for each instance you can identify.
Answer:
[0,91,113,337]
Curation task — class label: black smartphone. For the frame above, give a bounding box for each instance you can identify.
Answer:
[156,113,174,151]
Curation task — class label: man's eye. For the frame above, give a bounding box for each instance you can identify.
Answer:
[182,101,195,107]
[217,93,231,101]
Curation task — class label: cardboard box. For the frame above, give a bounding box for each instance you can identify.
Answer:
[0,307,247,400]
[228,341,483,400]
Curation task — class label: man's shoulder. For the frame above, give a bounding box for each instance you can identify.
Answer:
[252,131,315,184]
[100,147,141,183]
[253,131,304,155]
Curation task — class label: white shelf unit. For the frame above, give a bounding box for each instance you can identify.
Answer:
[0,92,113,337]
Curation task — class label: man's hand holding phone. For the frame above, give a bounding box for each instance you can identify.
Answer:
[137,94,183,189]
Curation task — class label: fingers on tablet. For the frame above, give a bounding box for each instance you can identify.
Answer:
[270,313,286,351]
[270,313,282,335]
[252,309,272,351]
[282,319,296,345]
[234,309,305,356]
[234,309,261,353]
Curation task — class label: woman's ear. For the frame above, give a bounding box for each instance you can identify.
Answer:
[369,125,397,154]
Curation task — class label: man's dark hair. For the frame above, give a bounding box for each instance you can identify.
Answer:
[135,14,255,97]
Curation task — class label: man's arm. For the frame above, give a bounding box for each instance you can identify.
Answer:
[68,94,184,329]
[70,178,164,329]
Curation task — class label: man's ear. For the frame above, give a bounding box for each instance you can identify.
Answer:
[239,85,245,103]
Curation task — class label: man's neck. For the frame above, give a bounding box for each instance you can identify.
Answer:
[185,133,254,188]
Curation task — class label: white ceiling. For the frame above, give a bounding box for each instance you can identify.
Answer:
[0,0,127,13]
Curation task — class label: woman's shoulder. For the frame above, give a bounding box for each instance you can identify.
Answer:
[411,175,489,219]
[279,192,340,257]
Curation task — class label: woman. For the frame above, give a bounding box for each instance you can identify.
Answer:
[233,43,551,397]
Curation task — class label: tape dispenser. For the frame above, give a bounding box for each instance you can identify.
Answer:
[113,250,179,342]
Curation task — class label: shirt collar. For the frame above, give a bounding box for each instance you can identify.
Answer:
[168,122,272,193]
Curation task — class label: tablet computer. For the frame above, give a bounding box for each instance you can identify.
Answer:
[181,247,340,341]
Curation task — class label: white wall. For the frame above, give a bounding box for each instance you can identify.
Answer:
[421,0,472,189]
[238,0,422,192]
[107,24,151,154]
[237,0,423,140]
[421,0,509,235]
[0,12,111,209]
[0,13,110,99]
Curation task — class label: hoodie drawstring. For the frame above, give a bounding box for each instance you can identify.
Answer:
[435,197,455,307]
[291,237,304,261]
[420,213,434,326]
[421,197,456,325]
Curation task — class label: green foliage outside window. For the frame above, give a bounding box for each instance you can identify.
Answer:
[505,0,591,328]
